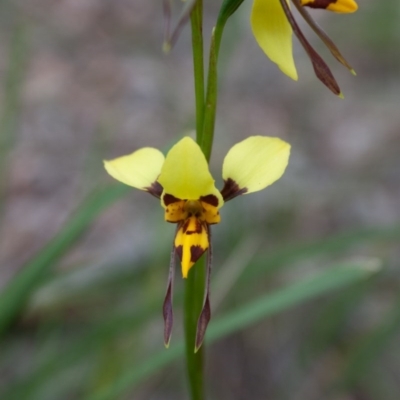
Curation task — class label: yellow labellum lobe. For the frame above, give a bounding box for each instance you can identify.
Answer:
[166,197,220,277]
[175,216,209,278]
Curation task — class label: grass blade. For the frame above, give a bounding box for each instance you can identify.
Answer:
[85,259,380,400]
[335,292,400,390]
[0,184,128,336]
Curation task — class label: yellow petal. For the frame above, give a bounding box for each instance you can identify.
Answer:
[200,198,221,224]
[175,217,209,278]
[222,136,290,196]
[104,147,165,191]
[251,0,298,80]
[158,137,223,206]
[164,199,186,222]
[300,0,358,13]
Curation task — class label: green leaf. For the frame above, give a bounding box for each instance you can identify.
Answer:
[201,29,218,161]
[0,184,128,336]
[335,292,400,390]
[217,0,245,26]
[0,17,29,208]
[242,225,400,282]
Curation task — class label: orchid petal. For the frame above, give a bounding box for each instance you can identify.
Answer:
[251,0,298,80]
[222,136,290,200]
[104,148,165,195]
[158,137,223,206]
[300,0,358,13]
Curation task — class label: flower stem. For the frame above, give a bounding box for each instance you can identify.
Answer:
[184,1,206,400]
[190,0,205,144]
[200,11,228,162]
[184,256,206,400]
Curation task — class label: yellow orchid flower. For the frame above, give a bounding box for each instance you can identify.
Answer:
[104,135,290,349]
[251,0,358,95]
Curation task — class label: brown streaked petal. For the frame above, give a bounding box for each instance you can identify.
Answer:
[163,281,173,348]
[292,0,355,74]
[278,0,341,96]
[195,226,212,353]
[220,178,248,202]
[163,0,172,47]
[195,295,210,353]
[163,232,177,348]
[164,0,198,52]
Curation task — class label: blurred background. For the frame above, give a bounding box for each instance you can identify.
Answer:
[0,0,400,399]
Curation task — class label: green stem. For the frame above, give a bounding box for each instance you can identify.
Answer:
[200,13,226,161]
[184,257,206,400]
[200,0,245,160]
[185,1,206,399]
[190,0,205,144]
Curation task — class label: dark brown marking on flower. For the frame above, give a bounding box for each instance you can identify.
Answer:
[190,245,205,263]
[163,193,181,206]
[220,178,248,202]
[163,281,173,347]
[181,219,189,233]
[182,218,203,235]
[301,0,337,10]
[200,194,219,207]
[175,245,183,261]
[145,181,163,199]
[292,0,354,71]
[278,0,341,96]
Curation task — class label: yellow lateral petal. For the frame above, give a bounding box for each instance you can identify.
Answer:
[158,137,223,205]
[300,0,358,13]
[104,147,165,190]
[222,136,290,195]
[251,0,298,80]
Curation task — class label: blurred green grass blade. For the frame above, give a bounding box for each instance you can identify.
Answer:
[0,20,27,148]
[0,184,128,336]
[3,223,393,398]
[335,292,400,390]
[1,295,165,399]
[304,278,375,359]
[242,225,400,281]
[85,259,380,400]
[359,365,400,400]
[0,18,29,205]
[206,259,380,342]
[86,344,185,400]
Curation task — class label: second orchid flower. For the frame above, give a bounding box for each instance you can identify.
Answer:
[251,0,358,95]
